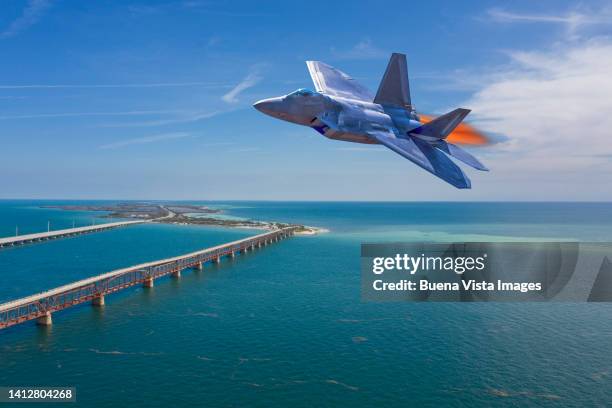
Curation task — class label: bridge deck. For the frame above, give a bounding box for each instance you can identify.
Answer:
[0,227,296,329]
[0,219,149,248]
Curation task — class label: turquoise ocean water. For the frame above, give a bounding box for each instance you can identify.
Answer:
[1,200,612,407]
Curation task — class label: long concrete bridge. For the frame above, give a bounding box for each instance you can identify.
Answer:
[0,220,148,249]
[0,227,297,329]
[0,205,177,250]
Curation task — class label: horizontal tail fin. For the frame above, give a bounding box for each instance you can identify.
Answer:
[411,108,471,140]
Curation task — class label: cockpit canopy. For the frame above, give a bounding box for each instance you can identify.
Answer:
[288,88,316,97]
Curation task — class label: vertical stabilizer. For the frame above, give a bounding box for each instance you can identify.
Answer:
[374,53,411,108]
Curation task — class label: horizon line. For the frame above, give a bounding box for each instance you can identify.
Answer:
[0,198,611,203]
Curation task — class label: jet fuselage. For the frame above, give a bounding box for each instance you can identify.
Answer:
[254,89,423,144]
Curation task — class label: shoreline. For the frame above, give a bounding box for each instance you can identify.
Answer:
[43,203,328,235]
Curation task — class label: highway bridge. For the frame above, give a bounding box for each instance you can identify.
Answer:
[0,205,176,250]
[0,227,297,329]
[0,220,148,249]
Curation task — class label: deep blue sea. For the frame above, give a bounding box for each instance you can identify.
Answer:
[1,200,612,407]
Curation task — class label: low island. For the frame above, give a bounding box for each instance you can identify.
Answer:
[44,203,326,235]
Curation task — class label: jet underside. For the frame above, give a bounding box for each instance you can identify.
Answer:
[310,100,395,145]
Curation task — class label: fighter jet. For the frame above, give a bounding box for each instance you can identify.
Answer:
[253,53,488,189]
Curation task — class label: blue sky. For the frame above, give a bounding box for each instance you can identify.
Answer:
[1,0,612,200]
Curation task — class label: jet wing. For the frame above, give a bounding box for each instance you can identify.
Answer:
[306,61,373,101]
[367,130,472,189]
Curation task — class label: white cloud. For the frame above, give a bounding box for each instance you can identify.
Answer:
[0,82,226,89]
[99,110,227,127]
[0,109,228,128]
[127,4,164,14]
[331,38,387,60]
[0,109,181,120]
[0,0,51,39]
[229,147,262,153]
[222,68,263,103]
[98,132,193,150]
[181,1,208,9]
[206,36,221,47]
[464,38,612,195]
[487,8,612,39]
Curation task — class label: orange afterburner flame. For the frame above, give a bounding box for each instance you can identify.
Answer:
[419,114,489,146]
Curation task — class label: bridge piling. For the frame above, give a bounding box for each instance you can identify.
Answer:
[92,295,105,307]
[143,277,154,288]
[171,270,181,278]
[36,311,52,326]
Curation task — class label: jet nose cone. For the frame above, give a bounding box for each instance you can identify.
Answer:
[252,99,269,113]
[253,97,283,116]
